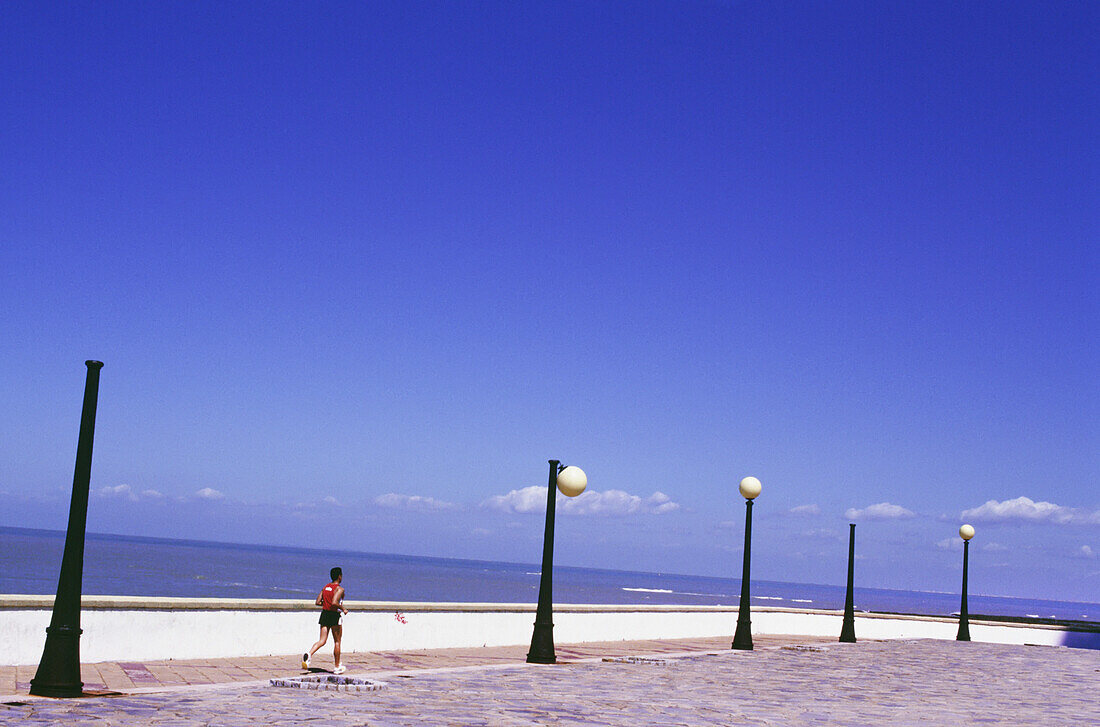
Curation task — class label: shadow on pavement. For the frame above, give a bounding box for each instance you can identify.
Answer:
[1060,631,1100,650]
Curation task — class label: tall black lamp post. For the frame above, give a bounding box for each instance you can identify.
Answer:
[732,476,761,650]
[956,523,974,641]
[526,460,587,664]
[30,360,104,698]
[839,523,857,643]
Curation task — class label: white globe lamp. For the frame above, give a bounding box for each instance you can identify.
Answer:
[739,476,762,500]
[556,466,587,497]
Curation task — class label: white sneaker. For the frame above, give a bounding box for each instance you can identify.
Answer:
[333,665,346,675]
[301,653,310,669]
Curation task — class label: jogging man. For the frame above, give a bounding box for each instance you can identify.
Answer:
[302,566,349,674]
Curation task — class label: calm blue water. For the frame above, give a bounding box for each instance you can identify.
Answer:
[1,526,1095,623]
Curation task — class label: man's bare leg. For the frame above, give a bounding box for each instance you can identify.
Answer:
[331,623,343,669]
[306,626,330,665]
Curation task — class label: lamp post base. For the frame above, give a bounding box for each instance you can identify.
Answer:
[526,621,556,664]
[28,682,84,699]
[732,621,753,651]
[29,625,84,698]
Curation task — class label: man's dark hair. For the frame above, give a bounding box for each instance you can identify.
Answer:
[330,566,342,581]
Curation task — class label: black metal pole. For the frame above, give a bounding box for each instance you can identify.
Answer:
[956,539,971,641]
[732,499,754,650]
[30,360,104,698]
[527,459,559,663]
[839,523,857,642]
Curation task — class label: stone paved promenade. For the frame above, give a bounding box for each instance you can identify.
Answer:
[1,636,807,694]
[3,637,1098,725]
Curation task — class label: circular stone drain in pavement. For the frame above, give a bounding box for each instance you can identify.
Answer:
[270,675,388,692]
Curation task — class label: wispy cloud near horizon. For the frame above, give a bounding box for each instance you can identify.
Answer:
[961,496,1100,526]
[788,504,820,516]
[374,493,459,512]
[845,502,916,521]
[94,484,165,502]
[936,537,962,550]
[481,487,680,516]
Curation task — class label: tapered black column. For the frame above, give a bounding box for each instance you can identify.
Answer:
[732,499,754,650]
[30,361,104,698]
[839,523,857,642]
[527,460,560,663]
[956,539,971,641]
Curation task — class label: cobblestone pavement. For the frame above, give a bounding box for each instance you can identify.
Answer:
[3,640,1098,725]
[0,636,814,694]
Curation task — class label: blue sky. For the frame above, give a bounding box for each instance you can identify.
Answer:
[1,1,1097,602]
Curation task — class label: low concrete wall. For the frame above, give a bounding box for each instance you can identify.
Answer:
[0,595,1086,666]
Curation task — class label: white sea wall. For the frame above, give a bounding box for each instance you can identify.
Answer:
[0,595,1078,666]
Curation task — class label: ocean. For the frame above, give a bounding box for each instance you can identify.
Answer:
[1,526,1095,623]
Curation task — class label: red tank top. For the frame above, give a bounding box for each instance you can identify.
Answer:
[320,581,340,611]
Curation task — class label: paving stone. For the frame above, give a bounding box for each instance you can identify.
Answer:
[4,639,1099,724]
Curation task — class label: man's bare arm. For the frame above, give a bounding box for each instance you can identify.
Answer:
[335,585,348,614]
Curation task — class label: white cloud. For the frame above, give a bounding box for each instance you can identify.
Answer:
[1078,545,1095,559]
[802,528,841,540]
[788,504,820,516]
[374,493,458,511]
[938,537,1008,551]
[562,489,681,516]
[845,502,915,521]
[96,484,137,501]
[960,496,1099,525]
[95,484,164,502]
[196,487,225,500]
[481,486,546,514]
[562,489,643,516]
[295,496,341,510]
[644,492,681,514]
[481,487,680,516]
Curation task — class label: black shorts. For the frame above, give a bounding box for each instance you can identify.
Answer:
[319,610,341,628]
